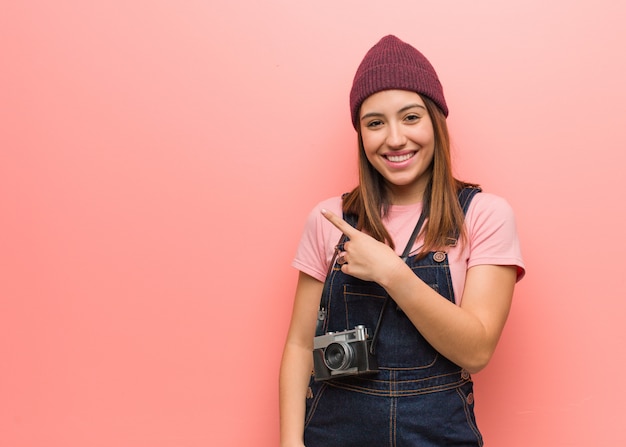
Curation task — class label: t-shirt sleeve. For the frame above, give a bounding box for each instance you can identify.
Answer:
[465,193,526,281]
[292,197,344,283]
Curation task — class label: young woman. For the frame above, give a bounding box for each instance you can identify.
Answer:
[279,35,525,447]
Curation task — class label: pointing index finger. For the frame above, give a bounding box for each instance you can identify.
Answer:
[321,208,355,236]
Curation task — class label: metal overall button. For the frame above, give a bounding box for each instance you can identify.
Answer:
[433,251,446,262]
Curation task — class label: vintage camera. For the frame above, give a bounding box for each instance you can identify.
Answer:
[312,325,379,381]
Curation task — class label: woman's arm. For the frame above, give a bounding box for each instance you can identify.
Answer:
[279,272,324,447]
[320,208,517,374]
[381,263,516,373]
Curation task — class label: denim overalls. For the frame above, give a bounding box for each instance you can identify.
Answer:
[304,187,483,447]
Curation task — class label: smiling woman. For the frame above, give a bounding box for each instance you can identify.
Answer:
[279,35,525,447]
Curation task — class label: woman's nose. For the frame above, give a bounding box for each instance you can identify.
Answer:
[386,124,407,148]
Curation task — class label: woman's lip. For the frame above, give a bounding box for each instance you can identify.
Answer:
[384,151,417,163]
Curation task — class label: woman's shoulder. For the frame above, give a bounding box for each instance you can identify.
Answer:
[467,191,516,221]
[315,196,344,212]
[463,191,520,243]
[300,196,345,238]
[304,196,344,223]
[293,196,345,281]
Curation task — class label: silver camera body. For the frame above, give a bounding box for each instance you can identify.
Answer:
[312,325,379,381]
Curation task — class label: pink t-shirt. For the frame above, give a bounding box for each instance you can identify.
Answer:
[292,192,525,304]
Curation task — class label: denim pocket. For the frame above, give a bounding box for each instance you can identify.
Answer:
[343,283,440,368]
[343,284,387,332]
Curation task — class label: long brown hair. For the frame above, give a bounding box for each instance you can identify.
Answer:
[342,95,478,256]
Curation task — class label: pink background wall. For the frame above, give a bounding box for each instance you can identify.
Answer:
[2,1,625,445]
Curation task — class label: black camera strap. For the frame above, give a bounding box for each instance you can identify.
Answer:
[369,206,427,355]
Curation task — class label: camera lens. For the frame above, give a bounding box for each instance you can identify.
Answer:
[323,342,355,371]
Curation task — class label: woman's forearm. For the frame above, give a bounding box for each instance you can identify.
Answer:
[379,263,516,373]
[279,342,313,447]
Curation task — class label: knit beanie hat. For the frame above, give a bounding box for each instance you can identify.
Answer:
[349,35,448,129]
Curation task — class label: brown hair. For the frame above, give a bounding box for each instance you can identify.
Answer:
[342,96,478,256]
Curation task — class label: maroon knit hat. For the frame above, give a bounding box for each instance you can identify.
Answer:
[349,35,448,129]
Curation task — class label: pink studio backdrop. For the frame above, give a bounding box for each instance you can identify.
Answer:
[2,1,625,446]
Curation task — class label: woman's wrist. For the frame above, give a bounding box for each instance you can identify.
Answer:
[280,439,305,447]
[377,255,411,290]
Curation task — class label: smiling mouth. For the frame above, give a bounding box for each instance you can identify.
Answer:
[385,152,415,163]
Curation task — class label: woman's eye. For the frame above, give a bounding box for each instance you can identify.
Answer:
[366,120,383,128]
[405,114,420,122]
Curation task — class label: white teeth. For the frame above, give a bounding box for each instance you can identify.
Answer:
[386,153,414,162]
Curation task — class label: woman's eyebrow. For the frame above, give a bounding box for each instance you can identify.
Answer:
[360,111,384,121]
[398,103,427,113]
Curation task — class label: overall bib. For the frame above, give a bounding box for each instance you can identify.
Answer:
[304,188,483,447]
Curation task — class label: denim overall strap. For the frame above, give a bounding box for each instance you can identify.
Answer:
[315,232,347,337]
[458,186,481,214]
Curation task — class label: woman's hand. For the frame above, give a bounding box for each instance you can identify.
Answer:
[321,208,406,286]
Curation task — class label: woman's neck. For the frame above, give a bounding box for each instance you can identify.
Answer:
[386,176,430,206]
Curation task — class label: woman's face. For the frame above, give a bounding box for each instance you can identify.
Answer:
[359,90,435,204]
